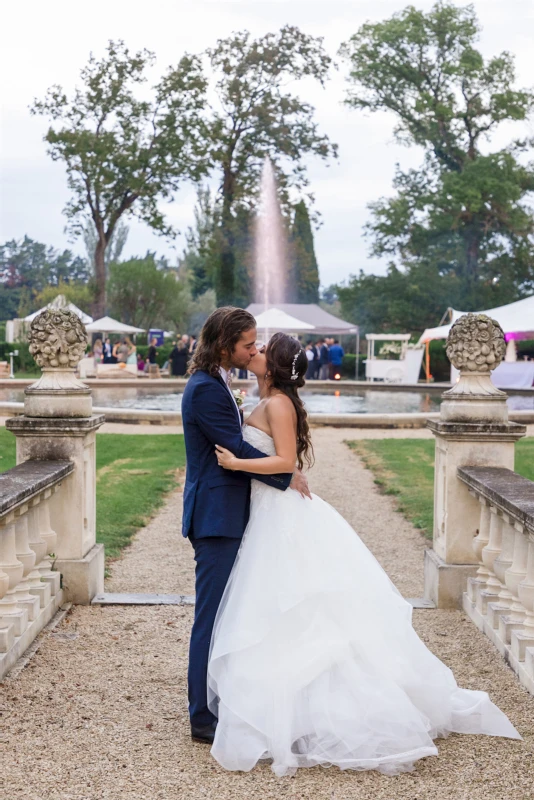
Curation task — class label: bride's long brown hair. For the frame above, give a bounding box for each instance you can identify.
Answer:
[265,333,314,471]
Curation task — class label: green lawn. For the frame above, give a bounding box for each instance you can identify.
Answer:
[0,428,185,561]
[348,437,534,540]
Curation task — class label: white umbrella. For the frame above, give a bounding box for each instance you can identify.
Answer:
[253,307,314,331]
[86,316,145,334]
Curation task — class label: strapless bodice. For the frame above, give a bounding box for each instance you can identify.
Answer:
[242,424,276,456]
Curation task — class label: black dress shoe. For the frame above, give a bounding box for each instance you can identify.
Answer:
[191,721,217,744]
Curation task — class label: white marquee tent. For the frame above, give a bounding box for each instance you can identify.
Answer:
[419,294,534,389]
[419,294,534,343]
[247,303,358,336]
[86,316,145,335]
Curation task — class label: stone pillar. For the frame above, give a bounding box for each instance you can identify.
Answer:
[5,309,105,604]
[425,314,526,608]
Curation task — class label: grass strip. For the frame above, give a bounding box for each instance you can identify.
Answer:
[0,428,185,561]
[347,437,534,541]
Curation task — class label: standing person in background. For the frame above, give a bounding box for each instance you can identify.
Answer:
[103,338,112,363]
[125,337,137,366]
[311,340,320,379]
[305,342,315,379]
[148,337,158,365]
[112,340,121,364]
[93,338,103,364]
[190,335,197,354]
[328,339,344,379]
[137,353,145,373]
[318,338,329,380]
[171,339,189,376]
[117,338,129,364]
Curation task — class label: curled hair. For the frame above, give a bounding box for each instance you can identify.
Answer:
[189,307,257,377]
[265,332,314,471]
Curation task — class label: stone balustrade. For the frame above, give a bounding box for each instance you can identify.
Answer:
[0,460,73,679]
[458,466,534,695]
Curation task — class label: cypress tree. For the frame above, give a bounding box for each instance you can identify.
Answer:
[289,201,320,303]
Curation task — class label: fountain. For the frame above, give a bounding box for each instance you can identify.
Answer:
[254,158,287,342]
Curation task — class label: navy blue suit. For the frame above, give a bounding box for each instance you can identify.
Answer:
[181,369,292,726]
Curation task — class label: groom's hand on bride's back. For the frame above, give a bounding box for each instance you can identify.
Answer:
[290,470,312,499]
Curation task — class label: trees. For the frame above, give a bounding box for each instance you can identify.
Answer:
[179,187,220,300]
[289,201,320,303]
[32,40,211,318]
[0,236,91,321]
[340,1,534,311]
[207,26,337,304]
[82,218,129,281]
[107,255,187,330]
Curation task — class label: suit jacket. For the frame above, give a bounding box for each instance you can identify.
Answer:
[181,369,292,539]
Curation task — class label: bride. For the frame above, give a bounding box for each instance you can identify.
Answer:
[208,332,521,777]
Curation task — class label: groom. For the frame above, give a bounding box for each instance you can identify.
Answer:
[181,307,310,744]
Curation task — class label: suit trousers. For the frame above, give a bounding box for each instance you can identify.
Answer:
[188,535,242,727]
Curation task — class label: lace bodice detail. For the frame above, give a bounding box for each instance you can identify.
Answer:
[242,424,276,456]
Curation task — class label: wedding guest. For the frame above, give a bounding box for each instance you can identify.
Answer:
[117,338,129,364]
[93,338,103,363]
[137,353,145,372]
[328,338,344,379]
[125,337,137,366]
[171,340,189,376]
[148,337,158,364]
[305,342,315,379]
[103,338,113,363]
[318,338,329,380]
[112,340,121,363]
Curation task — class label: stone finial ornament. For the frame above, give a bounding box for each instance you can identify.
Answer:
[28,309,88,369]
[446,314,506,373]
[441,313,508,422]
[24,309,91,418]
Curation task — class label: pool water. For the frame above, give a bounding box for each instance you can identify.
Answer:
[2,387,532,414]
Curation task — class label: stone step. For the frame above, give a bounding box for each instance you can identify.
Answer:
[91,593,195,606]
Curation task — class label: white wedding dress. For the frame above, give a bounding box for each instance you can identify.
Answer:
[207,425,521,777]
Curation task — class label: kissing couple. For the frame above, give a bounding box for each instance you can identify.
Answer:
[181,307,520,778]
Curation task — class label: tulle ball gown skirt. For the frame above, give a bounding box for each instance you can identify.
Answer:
[207,427,521,777]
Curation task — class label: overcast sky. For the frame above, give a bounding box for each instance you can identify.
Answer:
[1,0,533,288]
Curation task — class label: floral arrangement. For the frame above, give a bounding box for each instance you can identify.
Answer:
[28,309,88,369]
[378,342,403,359]
[233,389,246,407]
[446,313,505,372]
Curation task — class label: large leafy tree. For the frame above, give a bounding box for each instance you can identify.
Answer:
[107,254,187,330]
[179,186,220,300]
[31,40,211,318]
[289,201,320,303]
[340,1,534,310]
[207,26,337,305]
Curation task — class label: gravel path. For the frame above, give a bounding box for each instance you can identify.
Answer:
[1,427,533,800]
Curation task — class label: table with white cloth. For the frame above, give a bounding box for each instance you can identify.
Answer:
[491,362,534,389]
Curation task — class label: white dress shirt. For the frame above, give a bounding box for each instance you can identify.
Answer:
[219,366,240,418]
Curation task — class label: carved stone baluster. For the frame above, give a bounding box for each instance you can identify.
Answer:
[489,513,516,629]
[0,561,13,653]
[13,508,40,621]
[36,490,61,596]
[0,516,28,637]
[515,533,534,664]
[478,507,503,615]
[467,496,492,603]
[26,501,51,609]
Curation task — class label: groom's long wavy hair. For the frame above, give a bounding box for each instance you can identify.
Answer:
[188,307,257,378]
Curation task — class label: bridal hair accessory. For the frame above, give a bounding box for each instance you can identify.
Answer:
[290,351,300,380]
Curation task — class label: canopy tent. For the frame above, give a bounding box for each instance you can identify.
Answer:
[253,307,314,332]
[86,316,145,334]
[246,303,360,377]
[419,294,534,342]
[418,294,534,387]
[246,303,358,335]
